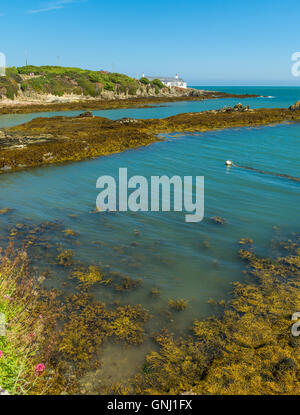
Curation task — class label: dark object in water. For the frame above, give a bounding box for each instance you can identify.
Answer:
[233,163,300,183]
[209,216,226,225]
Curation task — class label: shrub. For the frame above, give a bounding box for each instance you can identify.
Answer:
[77,79,99,97]
[2,66,146,98]
[102,80,115,91]
[0,77,19,100]
[151,78,164,89]
[0,244,61,394]
[140,77,150,85]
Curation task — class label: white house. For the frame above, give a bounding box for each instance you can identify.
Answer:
[143,74,187,89]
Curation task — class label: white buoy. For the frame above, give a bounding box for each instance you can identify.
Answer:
[225,160,233,166]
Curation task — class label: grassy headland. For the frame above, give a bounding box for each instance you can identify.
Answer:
[0,66,258,115]
[1,65,163,99]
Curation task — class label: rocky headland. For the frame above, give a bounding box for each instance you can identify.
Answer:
[0,65,258,115]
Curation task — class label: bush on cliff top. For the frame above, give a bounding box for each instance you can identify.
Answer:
[0,66,170,99]
[1,66,149,98]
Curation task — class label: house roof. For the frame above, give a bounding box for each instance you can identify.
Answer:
[146,76,185,82]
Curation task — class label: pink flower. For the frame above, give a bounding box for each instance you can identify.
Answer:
[0,351,3,358]
[35,363,45,375]
[28,332,36,339]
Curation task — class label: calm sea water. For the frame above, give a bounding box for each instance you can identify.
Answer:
[0,87,299,384]
[0,86,299,128]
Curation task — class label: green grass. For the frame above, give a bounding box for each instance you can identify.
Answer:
[0,261,26,392]
[0,65,168,99]
[0,245,58,395]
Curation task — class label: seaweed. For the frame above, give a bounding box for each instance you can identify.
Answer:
[2,107,299,173]
[114,276,142,292]
[57,249,74,267]
[168,299,189,311]
[137,233,300,395]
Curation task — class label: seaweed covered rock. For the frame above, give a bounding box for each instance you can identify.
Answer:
[289,100,300,111]
[209,216,227,225]
[76,111,93,118]
[2,108,300,173]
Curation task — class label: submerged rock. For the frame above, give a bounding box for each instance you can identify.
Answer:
[168,299,188,311]
[151,288,160,297]
[0,207,12,215]
[209,216,227,225]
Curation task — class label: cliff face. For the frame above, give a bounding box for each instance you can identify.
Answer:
[0,85,204,105]
[0,66,203,104]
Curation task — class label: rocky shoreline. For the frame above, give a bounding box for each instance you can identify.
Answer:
[0,105,299,173]
[0,90,259,115]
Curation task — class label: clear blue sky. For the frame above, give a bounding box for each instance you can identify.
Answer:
[1,0,300,85]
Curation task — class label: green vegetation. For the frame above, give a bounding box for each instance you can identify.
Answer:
[0,66,171,100]
[151,78,164,89]
[0,76,19,100]
[139,77,150,85]
[0,244,60,394]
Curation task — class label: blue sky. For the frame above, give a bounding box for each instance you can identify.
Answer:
[1,0,300,85]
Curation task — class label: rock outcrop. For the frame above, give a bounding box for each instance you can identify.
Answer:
[2,107,299,173]
[76,111,93,118]
[223,103,250,112]
[289,100,300,111]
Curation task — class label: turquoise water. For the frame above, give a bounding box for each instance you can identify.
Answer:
[0,87,299,384]
[0,86,299,128]
[0,123,299,314]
